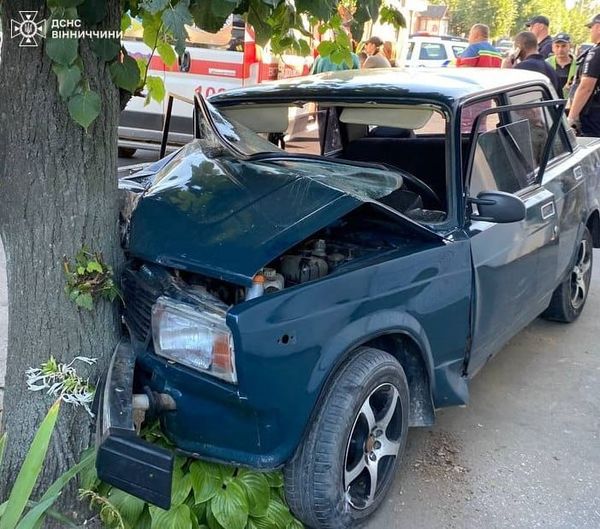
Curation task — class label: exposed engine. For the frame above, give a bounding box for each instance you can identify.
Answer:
[179,208,413,304]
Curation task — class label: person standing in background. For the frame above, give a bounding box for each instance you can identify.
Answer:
[502,31,561,94]
[546,34,577,98]
[568,15,600,136]
[456,24,503,67]
[363,36,392,68]
[525,15,553,58]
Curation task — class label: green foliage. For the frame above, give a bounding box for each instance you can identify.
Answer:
[85,429,303,529]
[0,400,61,529]
[109,53,142,93]
[43,0,401,129]
[445,0,596,41]
[63,247,120,311]
[145,76,166,105]
[0,402,91,529]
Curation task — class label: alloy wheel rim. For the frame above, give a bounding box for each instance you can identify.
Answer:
[570,238,592,310]
[343,383,403,510]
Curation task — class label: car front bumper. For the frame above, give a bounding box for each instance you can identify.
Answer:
[95,340,174,509]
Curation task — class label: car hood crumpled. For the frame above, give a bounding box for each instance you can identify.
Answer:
[128,141,436,285]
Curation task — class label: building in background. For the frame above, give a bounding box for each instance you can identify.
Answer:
[413,5,449,35]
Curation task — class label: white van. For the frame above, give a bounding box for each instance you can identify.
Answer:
[404,34,468,68]
[119,17,313,157]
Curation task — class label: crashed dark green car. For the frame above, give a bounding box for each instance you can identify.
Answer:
[97,68,600,528]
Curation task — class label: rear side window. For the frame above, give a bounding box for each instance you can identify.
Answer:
[406,42,415,60]
[470,120,538,196]
[508,89,569,162]
[467,98,566,197]
[419,43,447,60]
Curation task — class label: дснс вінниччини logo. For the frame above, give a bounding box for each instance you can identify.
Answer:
[10,11,47,47]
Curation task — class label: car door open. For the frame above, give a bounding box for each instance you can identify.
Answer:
[463,98,566,375]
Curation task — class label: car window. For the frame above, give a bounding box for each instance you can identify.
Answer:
[461,99,500,135]
[469,119,538,196]
[419,43,447,60]
[406,42,415,60]
[508,89,569,161]
[452,45,466,57]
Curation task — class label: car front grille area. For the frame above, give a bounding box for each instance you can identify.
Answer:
[122,264,168,343]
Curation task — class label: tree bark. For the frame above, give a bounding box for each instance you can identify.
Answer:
[0,0,122,523]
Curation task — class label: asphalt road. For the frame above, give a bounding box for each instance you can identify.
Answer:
[0,164,598,526]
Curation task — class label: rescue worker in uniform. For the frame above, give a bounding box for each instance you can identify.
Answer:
[568,15,600,136]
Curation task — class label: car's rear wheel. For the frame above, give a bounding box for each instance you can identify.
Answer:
[118,147,137,158]
[542,226,593,323]
[284,347,409,529]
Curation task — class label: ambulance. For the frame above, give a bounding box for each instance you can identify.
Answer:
[119,16,314,157]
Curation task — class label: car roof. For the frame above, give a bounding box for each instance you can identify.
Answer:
[209,68,552,108]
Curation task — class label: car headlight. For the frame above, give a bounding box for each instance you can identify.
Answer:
[151,296,237,384]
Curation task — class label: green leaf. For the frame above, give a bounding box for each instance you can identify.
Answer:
[157,41,177,67]
[264,471,283,488]
[247,1,272,46]
[206,502,225,529]
[52,63,81,100]
[237,469,270,517]
[90,38,120,62]
[248,497,292,529]
[121,12,132,32]
[210,481,249,529]
[41,449,95,503]
[67,90,101,130]
[286,518,304,529]
[46,36,78,67]
[1,400,60,529]
[149,503,193,529]
[75,292,94,310]
[78,0,107,24]
[145,76,166,105]
[296,0,337,21]
[142,11,163,48]
[189,0,234,34]
[106,488,146,526]
[172,466,193,506]
[109,54,142,93]
[13,494,60,529]
[75,448,98,491]
[86,260,103,273]
[189,461,223,504]
[162,0,193,55]
[142,0,170,14]
[317,41,335,57]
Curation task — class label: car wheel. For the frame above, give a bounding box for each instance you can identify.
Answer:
[284,347,409,529]
[118,147,137,158]
[542,226,593,323]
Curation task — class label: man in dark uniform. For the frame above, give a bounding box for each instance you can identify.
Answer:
[525,15,553,58]
[568,14,600,136]
[502,31,561,94]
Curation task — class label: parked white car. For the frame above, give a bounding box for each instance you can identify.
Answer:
[404,34,468,68]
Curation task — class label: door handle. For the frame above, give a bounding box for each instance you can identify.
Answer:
[178,51,191,72]
[541,202,555,220]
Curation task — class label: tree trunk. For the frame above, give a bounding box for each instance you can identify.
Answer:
[0,0,122,523]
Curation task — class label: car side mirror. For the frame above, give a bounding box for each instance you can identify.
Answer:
[468,191,526,223]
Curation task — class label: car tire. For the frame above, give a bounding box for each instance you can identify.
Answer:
[542,226,593,323]
[118,147,137,158]
[284,347,409,529]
